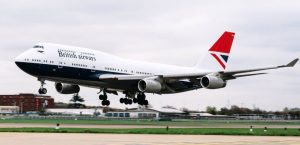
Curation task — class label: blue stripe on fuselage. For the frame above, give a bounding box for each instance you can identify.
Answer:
[15,62,126,81]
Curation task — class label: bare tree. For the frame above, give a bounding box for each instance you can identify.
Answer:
[69,93,85,108]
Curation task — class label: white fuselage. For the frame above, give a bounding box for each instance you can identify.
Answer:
[15,43,208,92]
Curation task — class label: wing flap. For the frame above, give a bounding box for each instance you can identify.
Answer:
[99,74,151,80]
[162,72,209,79]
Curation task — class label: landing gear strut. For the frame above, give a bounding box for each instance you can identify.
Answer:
[99,90,110,106]
[38,79,47,94]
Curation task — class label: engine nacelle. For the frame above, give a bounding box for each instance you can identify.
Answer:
[138,78,162,93]
[55,83,80,94]
[200,75,226,89]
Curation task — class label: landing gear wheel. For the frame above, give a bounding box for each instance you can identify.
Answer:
[99,89,110,106]
[137,98,143,105]
[102,100,110,106]
[123,98,132,105]
[38,89,42,94]
[143,100,149,106]
[137,93,145,100]
[128,99,132,105]
[133,98,138,103]
[101,100,106,106]
[106,100,110,106]
[119,91,139,105]
[136,93,148,106]
[38,88,47,94]
[38,78,47,94]
[124,99,129,105]
[120,98,125,103]
[99,95,103,100]
[99,94,108,100]
[42,88,47,94]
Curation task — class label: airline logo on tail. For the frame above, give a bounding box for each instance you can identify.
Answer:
[209,31,235,70]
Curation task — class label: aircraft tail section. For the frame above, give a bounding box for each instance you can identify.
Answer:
[195,31,235,70]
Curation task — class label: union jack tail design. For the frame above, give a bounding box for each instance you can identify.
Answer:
[209,31,235,70]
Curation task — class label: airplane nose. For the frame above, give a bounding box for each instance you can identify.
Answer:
[15,53,25,70]
[15,50,29,66]
[15,51,31,73]
[15,53,23,62]
[15,49,30,63]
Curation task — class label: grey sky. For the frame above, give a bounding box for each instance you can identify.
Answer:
[0,0,299,111]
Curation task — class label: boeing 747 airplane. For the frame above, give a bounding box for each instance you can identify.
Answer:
[15,31,298,106]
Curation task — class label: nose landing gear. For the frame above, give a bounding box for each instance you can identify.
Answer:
[38,79,47,94]
[38,88,47,94]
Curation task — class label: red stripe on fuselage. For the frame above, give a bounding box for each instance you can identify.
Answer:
[210,53,226,69]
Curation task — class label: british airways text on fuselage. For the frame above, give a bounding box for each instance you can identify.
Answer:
[58,49,96,62]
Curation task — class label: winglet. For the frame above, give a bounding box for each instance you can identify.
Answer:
[286,58,299,67]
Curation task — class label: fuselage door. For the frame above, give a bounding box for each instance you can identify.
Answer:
[58,61,64,69]
[57,54,65,69]
[91,65,96,72]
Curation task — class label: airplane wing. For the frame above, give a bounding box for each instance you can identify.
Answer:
[99,58,298,81]
[162,58,299,80]
[221,58,299,78]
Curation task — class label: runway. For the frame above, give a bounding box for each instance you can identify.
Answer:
[1,133,300,145]
[0,123,299,129]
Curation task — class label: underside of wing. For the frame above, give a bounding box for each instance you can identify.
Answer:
[99,74,200,93]
[97,58,298,93]
[220,58,299,80]
[163,58,299,80]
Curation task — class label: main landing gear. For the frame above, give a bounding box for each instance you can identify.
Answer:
[38,79,47,94]
[136,93,149,106]
[120,92,148,106]
[99,91,110,106]
[120,97,132,105]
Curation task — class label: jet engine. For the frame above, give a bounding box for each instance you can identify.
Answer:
[200,75,226,89]
[138,77,162,93]
[55,83,80,94]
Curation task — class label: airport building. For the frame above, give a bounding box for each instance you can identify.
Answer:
[46,108,102,116]
[104,107,225,119]
[0,93,55,113]
[0,106,19,114]
[105,108,160,119]
[45,106,223,120]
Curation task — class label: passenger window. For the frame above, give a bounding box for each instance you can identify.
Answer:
[33,45,44,49]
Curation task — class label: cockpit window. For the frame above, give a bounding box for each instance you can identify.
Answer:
[33,45,44,49]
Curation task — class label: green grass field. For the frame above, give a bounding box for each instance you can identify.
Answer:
[0,127,299,136]
[1,118,300,126]
[0,118,300,136]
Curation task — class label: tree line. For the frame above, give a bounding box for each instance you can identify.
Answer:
[206,105,300,119]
